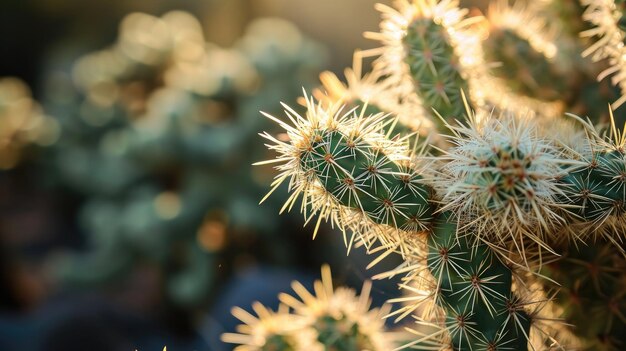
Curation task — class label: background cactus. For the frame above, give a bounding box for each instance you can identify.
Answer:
[0,77,59,169]
[46,12,327,309]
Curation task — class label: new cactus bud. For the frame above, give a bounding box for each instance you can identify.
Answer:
[436,109,575,266]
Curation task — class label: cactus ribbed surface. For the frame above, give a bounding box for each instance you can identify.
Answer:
[298,115,434,232]
[402,17,468,120]
[427,212,530,350]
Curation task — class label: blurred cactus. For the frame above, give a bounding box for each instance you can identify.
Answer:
[41,11,326,309]
[0,77,59,169]
[483,0,568,102]
[545,240,626,350]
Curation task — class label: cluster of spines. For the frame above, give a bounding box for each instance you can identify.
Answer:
[222,265,396,351]
[436,110,575,265]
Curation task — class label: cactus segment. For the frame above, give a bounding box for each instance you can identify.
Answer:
[258,94,436,250]
[545,241,626,351]
[425,212,531,351]
[580,0,626,109]
[364,0,484,124]
[299,121,433,232]
[483,0,567,102]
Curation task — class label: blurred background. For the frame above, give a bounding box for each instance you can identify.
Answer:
[0,0,547,350]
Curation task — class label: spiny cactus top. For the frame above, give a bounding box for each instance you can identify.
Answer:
[222,265,397,351]
[365,0,483,122]
[222,303,308,351]
[436,111,577,263]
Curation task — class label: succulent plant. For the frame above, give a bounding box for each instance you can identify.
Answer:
[252,1,626,350]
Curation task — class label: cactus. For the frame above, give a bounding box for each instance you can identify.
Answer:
[580,0,626,109]
[544,239,626,350]
[250,0,626,346]
[222,264,397,351]
[555,112,626,247]
[258,94,436,252]
[364,0,484,124]
[483,0,569,102]
[257,95,576,349]
[424,213,532,350]
[7,0,626,350]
